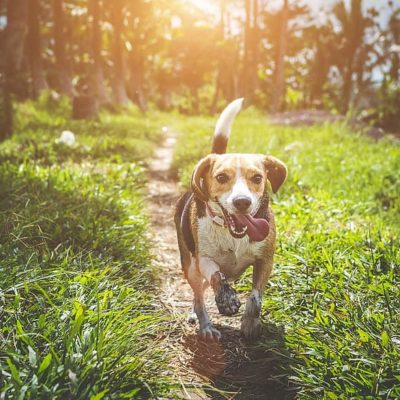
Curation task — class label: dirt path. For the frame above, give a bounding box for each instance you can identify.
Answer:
[147,133,295,400]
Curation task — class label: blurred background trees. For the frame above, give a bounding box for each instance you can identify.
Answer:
[0,0,399,137]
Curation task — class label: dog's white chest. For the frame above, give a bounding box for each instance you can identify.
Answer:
[197,217,264,279]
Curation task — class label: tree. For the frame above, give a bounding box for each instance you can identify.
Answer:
[211,0,226,113]
[242,0,251,98]
[241,0,261,101]
[0,0,397,120]
[251,0,260,95]
[53,0,73,96]
[333,0,370,112]
[307,24,335,107]
[110,0,130,105]
[27,0,48,97]
[271,0,289,113]
[89,0,108,104]
[388,8,400,82]
[1,0,28,139]
[125,0,151,112]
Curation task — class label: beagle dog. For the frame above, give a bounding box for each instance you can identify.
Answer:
[175,98,287,342]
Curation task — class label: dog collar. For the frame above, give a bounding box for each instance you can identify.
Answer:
[205,203,226,227]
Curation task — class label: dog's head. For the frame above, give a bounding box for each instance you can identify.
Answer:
[191,153,287,239]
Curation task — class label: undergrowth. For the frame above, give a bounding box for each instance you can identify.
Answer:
[171,108,400,399]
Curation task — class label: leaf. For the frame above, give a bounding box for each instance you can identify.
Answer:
[381,330,390,348]
[6,358,22,386]
[90,390,109,400]
[28,346,37,367]
[69,302,85,340]
[38,353,52,374]
[16,320,31,346]
[357,328,370,343]
[38,314,46,329]
[16,320,24,336]
[120,388,141,398]
[326,391,338,400]
[68,369,77,384]
[74,301,84,321]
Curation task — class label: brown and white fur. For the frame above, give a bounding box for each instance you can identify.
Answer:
[174,98,287,342]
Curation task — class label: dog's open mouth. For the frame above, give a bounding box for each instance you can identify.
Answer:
[219,205,270,241]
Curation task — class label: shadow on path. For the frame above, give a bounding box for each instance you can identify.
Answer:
[183,322,297,399]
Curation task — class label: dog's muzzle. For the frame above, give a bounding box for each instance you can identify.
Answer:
[208,200,270,241]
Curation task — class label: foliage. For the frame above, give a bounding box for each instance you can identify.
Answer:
[1,0,399,126]
[171,109,400,398]
[360,80,400,132]
[0,101,174,398]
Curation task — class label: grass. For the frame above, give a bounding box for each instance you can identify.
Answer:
[170,108,400,399]
[0,93,163,166]
[0,95,176,399]
[2,97,399,399]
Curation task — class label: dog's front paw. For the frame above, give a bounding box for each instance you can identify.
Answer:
[241,317,262,341]
[211,272,241,316]
[199,323,221,342]
[215,284,241,316]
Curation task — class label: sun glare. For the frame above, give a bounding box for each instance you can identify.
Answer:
[186,0,219,19]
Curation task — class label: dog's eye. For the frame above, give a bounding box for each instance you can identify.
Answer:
[251,174,263,184]
[216,173,229,184]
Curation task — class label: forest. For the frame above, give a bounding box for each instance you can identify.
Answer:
[0,0,399,135]
[0,1,399,399]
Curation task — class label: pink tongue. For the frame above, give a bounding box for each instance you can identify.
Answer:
[235,214,270,242]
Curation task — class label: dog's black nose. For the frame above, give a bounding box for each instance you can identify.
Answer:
[233,196,252,212]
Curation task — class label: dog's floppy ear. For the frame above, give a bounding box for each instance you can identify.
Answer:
[191,154,215,202]
[264,156,287,193]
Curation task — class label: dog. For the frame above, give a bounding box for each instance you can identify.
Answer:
[174,98,287,341]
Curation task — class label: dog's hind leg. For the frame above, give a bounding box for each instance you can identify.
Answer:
[241,257,273,341]
[198,256,241,316]
[188,258,221,341]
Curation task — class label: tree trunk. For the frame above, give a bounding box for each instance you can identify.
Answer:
[310,39,328,107]
[242,0,251,98]
[251,0,260,94]
[159,91,172,111]
[130,55,147,112]
[210,79,221,114]
[210,0,226,113]
[190,87,199,115]
[390,53,399,82]
[89,0,108,105]
[27,0,48,98]
[342,60,354,113]
[72,95,98,119]
[111,0,130,106]
[389,10,400,82]
[271,0,288,113]
[53,0,73,96]
[1,0,28,140]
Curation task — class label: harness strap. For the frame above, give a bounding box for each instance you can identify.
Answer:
[205,202,226,227]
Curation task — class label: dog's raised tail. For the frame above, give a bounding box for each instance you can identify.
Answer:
[212,98,244,154]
